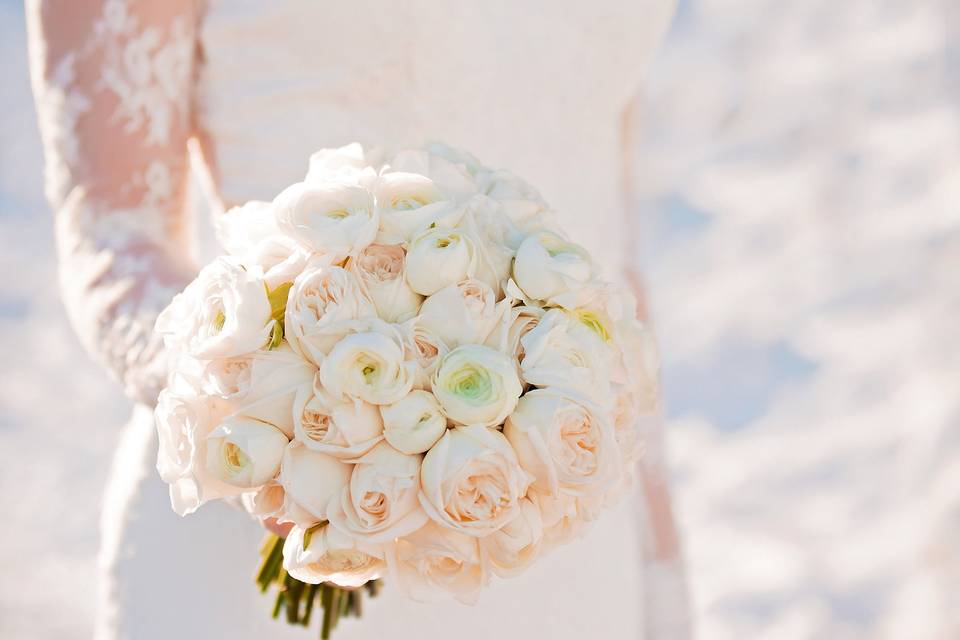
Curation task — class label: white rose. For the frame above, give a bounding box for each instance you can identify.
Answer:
[386,521,487,604]
[388,148,479,202]
[305,143,380,185]
[480,497,543,578]
[432,345,522,427]
[279,441,352,523]
[221,345,317,437]
[156,256,273,359]
[327,441,428,543]
[205,416,288,488]
[512,231,594,304]
[373,172,459,243]
[519,308,612,400]
[417,278,505,348]
[283,524,385,588]
[504,388,621,497]
[154,374,242,516]
[399,319,450,390]
[404,227,477,296]
[285,258,376,365]
[349,243,423,322]
[381,390,448,454]
[293,384,383,459]
[484,304,544,363]
[419,425,530,537]
[318,320,416,405]
[242,235,310,290]
[274,181,378,256]
[215,200,281,256]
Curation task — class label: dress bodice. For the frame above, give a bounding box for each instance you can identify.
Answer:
[199,0,676,270]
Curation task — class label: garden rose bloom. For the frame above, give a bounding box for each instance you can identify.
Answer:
[504,389,621,497]
[327,441,428,543]
[481,497,543,578]
[381,390,448,454]
[485,304,543,363]
[156,256,273,359]
[387,521,486,604]
[318,320,416,405]
[205,416,288,488]
[285,258,376,365]
[432,345,522,427]
[350,243,423,322]
[417,278,504,348]
[419,426,531,537]
[512,231,594,303]
[274,181,378,256]
[283,524,385,588]
[399,319,449,390]
[293,383,383,459]
[279,441,351,523]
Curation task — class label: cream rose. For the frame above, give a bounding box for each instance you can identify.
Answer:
[285,258,376,365]
[156,256,273,359]
[327,441,428,543]
[528,490,592,550]
[399,319,449,390]
[318,320,416,405]
[419,425,530,537]
[404,227,478,296]
[484,304,543,363]
[293,383,383,459]
[219,345,317,437]
[512,231,594,303]
[432,345,522,427]
[480,497,543,578]
[205,416,288,488]
[279,441,352,523]
[417,278,505,348]
[374,171,459,243]
[274,181,378,256]
[503,388,621,497]
[350,243,423,322]
[283,524,385,588]
[386,521,486,604]
[381,390,448,454]
[519,308,612,400]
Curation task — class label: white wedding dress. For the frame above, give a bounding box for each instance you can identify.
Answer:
[27,1,687,638]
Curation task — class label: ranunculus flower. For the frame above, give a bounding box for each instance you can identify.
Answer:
[349,243,423,322]
[242,234,310,290]
[293,383,383,459]
[386,521,487,604]
[381,390,448,454]
[404,227,477,296]
[519,308,612,400]
[373,172,458,243]
[417,278,505,348]
[419,425,530,537]
[327,441,428,543]
[480,497,543,578]
[215,200,281,256]
[399,319,449,390]
[512,231,594,303]
[318,320,416,405]
[285,258,376,365]
[156,256,273,359]
[503,388,621,498]
[432,345,522,427]
[274,181,378,256]
[283,524,385,588]
[279,441,352,524]
[205,416,288,488]
[304,143,379,185]
[154,373,242,516]
[221,345,317,437]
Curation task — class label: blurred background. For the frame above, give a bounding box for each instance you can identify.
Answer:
[1,0,957,638]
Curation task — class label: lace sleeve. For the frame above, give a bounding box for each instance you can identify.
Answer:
[26,0,200,405]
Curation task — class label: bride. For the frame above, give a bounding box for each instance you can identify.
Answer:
[26,1,688,638]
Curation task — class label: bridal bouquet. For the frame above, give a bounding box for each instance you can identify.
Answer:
[153,143,659,637]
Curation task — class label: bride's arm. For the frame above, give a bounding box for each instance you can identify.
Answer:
[26,0,200,405]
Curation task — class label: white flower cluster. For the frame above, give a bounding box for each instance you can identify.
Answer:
[154,143,660,604]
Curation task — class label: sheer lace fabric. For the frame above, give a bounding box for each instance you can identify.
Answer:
[27,0,199,404]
